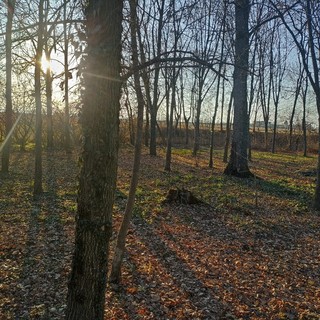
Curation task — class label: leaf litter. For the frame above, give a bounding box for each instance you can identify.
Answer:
[0,147,320,319]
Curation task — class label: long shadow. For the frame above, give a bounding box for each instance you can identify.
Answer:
[130,209,320,318]
[168,193,319,255]
[126,217,230,319]
[108,269,168,319]
[165,193,320,299]
[258,178,313,202]
[230,175,314,209]
[15,151,75,319]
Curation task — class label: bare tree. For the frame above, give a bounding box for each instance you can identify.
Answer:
[164,0,180,172]
[288,57,304,150]
[1,0,16,174]
[257,26,274,150]
[33,0,45,196]
[224,0,253,177]
[149,0,165,156]
[301,73,308,157]
[209,0,228,168]
[63,0,71,153]
[110,0,145,284]
[270,0,320,209]
[271,22,287,153]
[191,0,220,157]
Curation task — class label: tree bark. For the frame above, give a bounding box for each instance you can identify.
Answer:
[301,76,308,157]
[149,0,165,156]
[109,0,144,284]
[64,0,71,153]
[164,75,177,171]
[224,0,253,178]
[1,0,16,174]
[65,1,123,319]
[209,1,227,168]
[270,0,320,208]
[33,0,45,196]
[316,116,320,210]
[192,77,204,157]
[289,69,302,150]
[45,46,54,150]
[223,89,233,163]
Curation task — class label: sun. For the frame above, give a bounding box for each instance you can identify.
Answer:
[40,53,65,75]
[41,54,51,72]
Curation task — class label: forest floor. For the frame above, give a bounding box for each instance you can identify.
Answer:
[1,145,320,320]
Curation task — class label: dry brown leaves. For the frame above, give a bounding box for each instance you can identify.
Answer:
[1,147,320,319]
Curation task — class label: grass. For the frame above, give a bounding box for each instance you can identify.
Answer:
[129,147,317,216]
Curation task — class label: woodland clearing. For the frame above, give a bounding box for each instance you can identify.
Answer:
[0,146,320,319]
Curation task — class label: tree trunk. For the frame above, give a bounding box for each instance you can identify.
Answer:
[137,24,151,148]
[65,1,123,319]
[220,67,226,132]
[165,77,176,171]
[209,62,223,168]
[109,0,144,284]
[209,12,226,168]
[45,47,54,150]
[33,0,45,196]
[271,104,278,153]
[144,102,150,147]
[64,0,71,153]
[315,115,320,210]
[193,78,204,157]
[289,68,302,150]
[1,0,16,174]
[301,76,308,157]
[149,0,165,156]
[224,0,252,178]
[223,89,233,163]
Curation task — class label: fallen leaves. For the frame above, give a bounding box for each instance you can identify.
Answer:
[1,148,320,319]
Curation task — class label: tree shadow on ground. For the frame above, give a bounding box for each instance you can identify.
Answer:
[14,151,75,319]
[117,217,231,319]
[129,205,320,318]
[228,175,314,209]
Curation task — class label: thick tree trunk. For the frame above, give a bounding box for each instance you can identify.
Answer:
[224,0,253,178]
[1,0,16,174]
[65,1,123,319]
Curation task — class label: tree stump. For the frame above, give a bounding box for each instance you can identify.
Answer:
[162,188,203,205]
